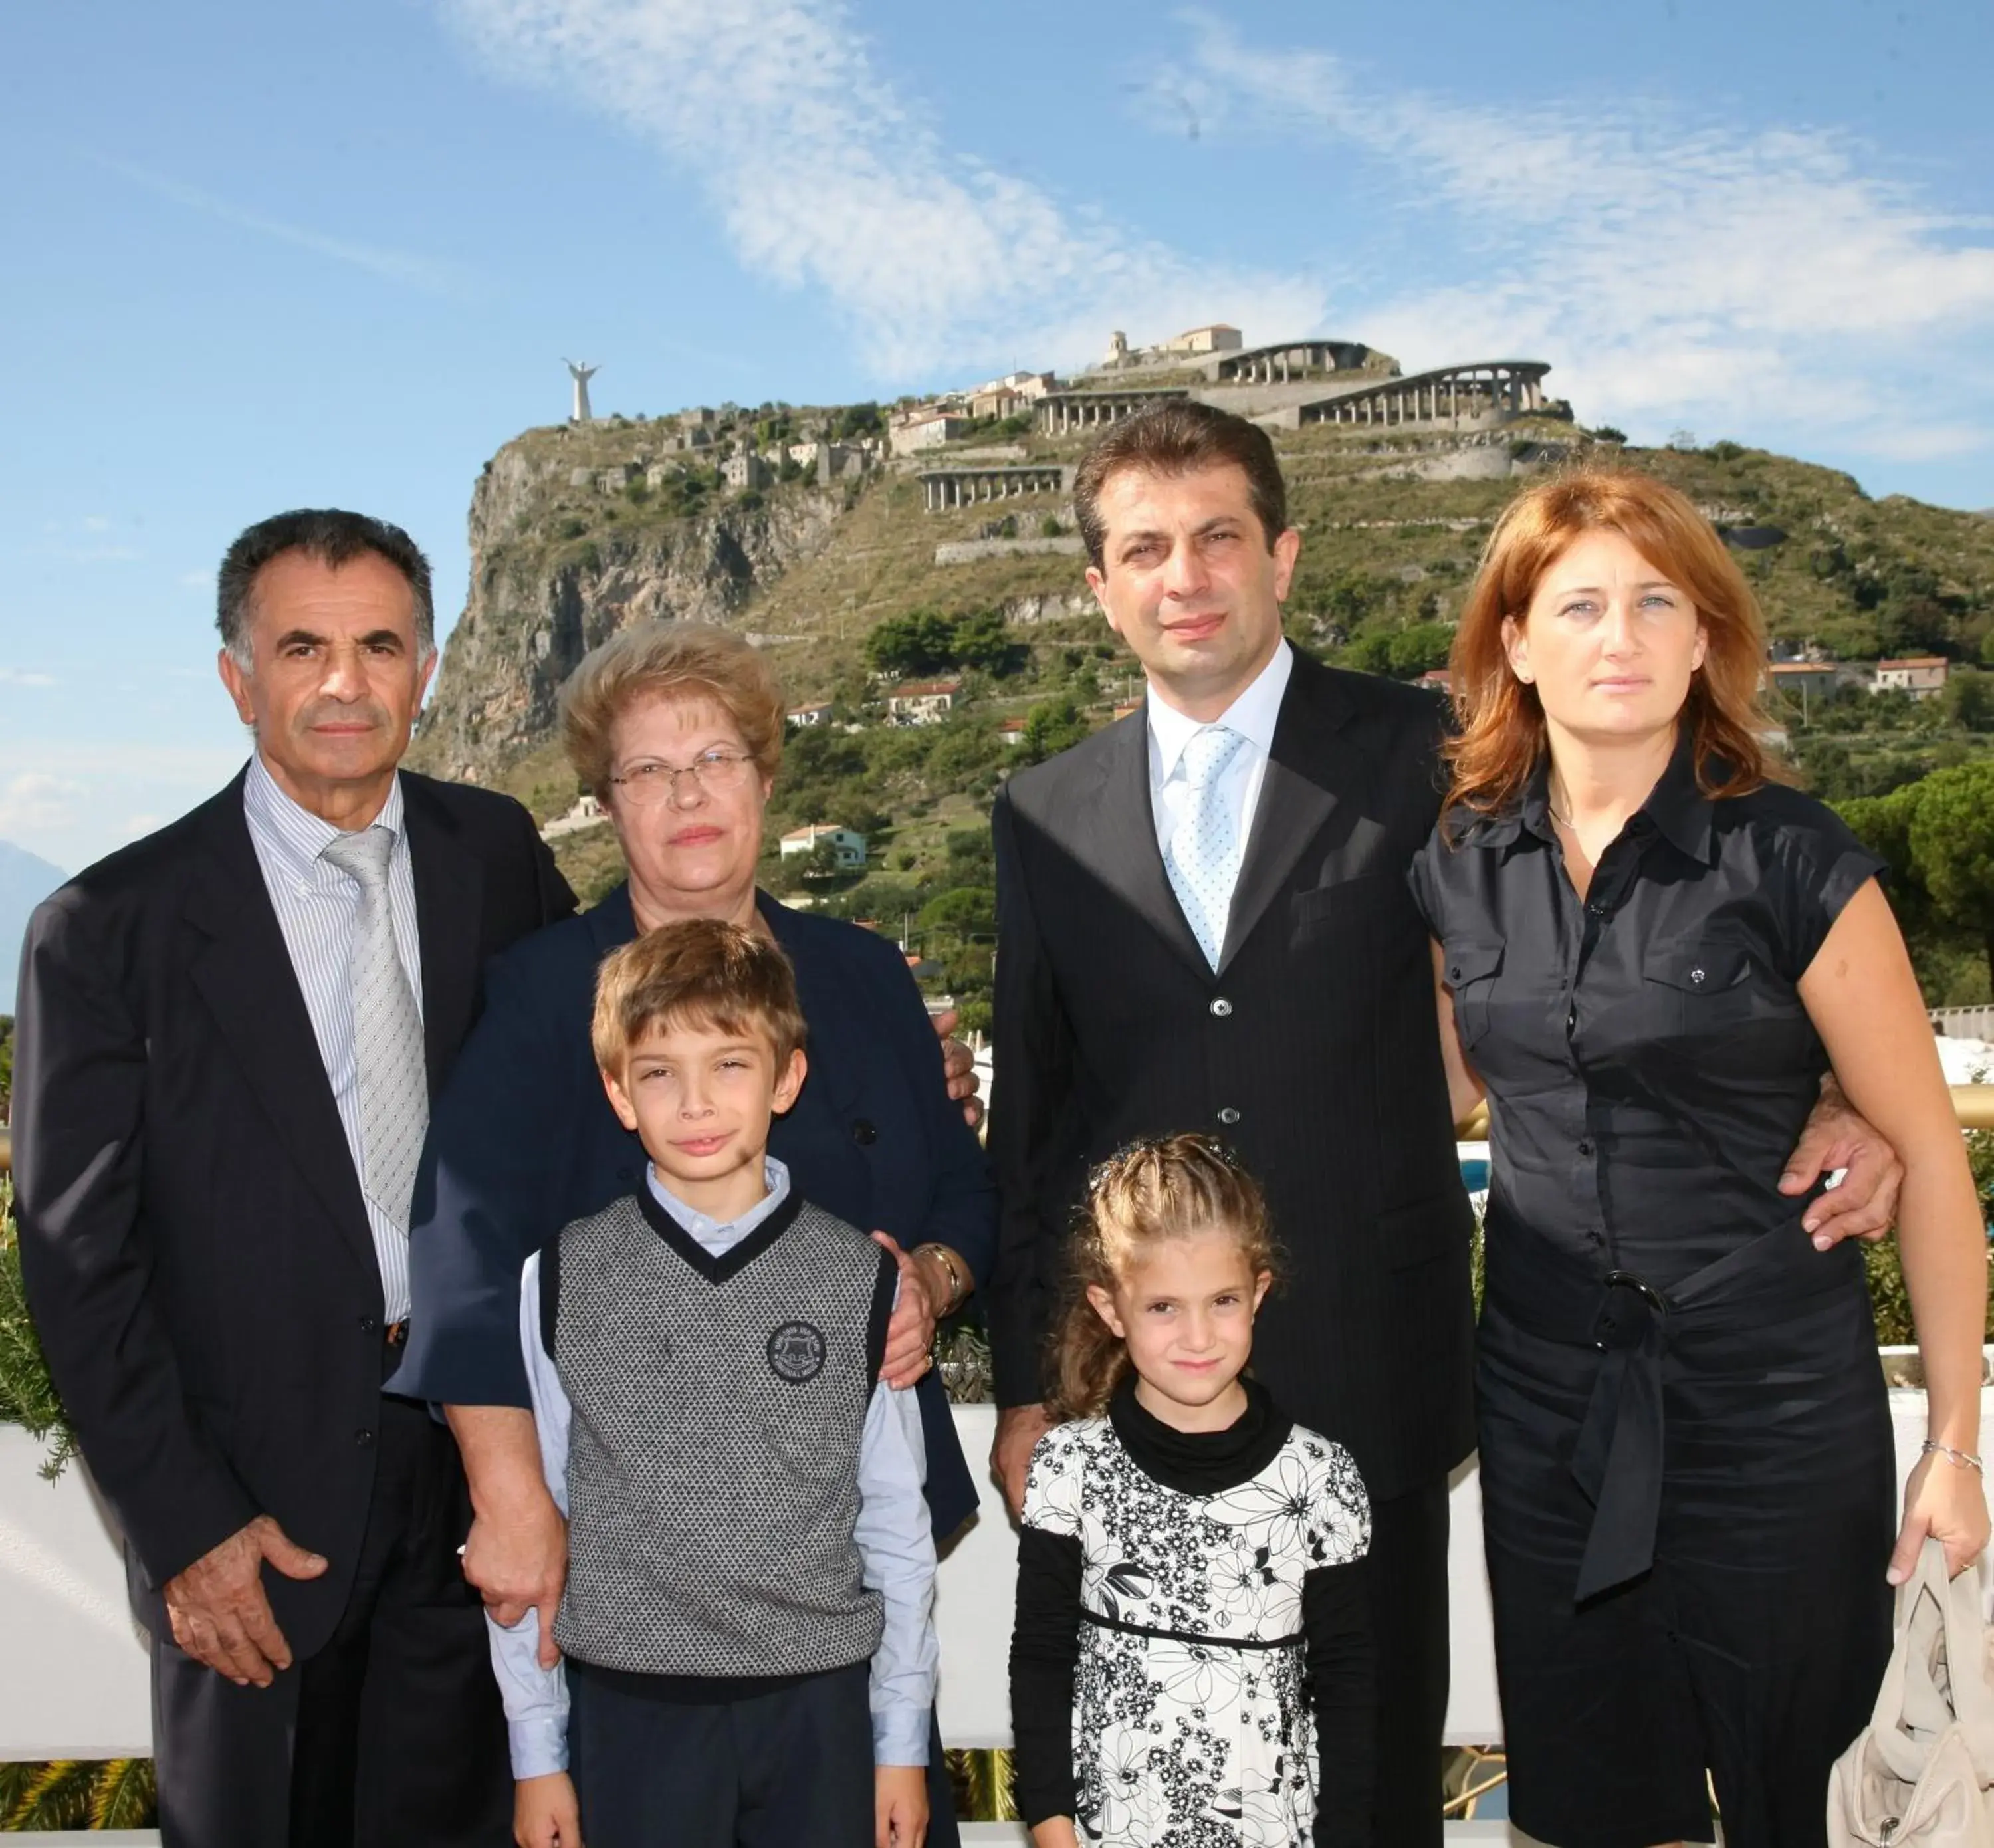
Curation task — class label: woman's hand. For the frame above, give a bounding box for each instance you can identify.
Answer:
[1889,1448,1991,1583]
[872,1232,938,1387]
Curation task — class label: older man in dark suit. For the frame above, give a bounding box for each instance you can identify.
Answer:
[12,510,574,1847]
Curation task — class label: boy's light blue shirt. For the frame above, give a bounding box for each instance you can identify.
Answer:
[486,1157,937,1778]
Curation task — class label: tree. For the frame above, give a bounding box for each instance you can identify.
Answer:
[1020,696,1091,765]
[1945,667,1993,733]
[866,611,956,679]
[1385,623,1454,679]
[1907,759,1994,988]
[950,608,1026,676]
[917,887,996,938]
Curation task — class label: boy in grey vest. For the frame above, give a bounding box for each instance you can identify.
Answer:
[489,919,936,1848]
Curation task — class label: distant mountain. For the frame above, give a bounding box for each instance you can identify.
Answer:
[0,841,66,1015]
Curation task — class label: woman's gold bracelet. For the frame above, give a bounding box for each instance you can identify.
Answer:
[1920,1440,1985,1474]
[914,1242,968,1317]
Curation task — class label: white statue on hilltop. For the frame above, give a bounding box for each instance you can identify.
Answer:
[565,360,598,423]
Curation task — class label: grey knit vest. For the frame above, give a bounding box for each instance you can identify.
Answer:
[550,1187,895,1678]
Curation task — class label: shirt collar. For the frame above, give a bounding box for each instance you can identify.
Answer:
[243,752,407,885]
[1638,730,1716,863]
[1147,639,1293,782]
[644,1155,791,1247]
[1476,730,1714,860]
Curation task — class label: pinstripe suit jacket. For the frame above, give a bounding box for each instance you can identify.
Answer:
[986,649,1475,1501]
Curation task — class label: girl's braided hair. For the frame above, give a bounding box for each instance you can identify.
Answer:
[1047,1133,1279,1421]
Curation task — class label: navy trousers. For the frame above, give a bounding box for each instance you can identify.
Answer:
[570,1659,897,1848]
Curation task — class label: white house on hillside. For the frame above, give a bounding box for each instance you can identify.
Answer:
[888,679,963,724]
[1872,657,1950,699]
[779,824,867,869]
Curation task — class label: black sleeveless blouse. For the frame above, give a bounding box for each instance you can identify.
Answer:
[1407,739,1884,1286]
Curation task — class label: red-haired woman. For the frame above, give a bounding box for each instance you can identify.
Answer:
[1408,470,1987,1847]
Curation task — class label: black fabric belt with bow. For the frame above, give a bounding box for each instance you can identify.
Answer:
[1483,1203,1863,1604]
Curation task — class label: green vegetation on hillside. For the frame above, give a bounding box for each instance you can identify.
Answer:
[421,408,1994,1018]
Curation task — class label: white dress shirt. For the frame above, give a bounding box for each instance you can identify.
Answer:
[489,1157,937,1780]
[1146,638,1295,895]
[241,754,423,1323]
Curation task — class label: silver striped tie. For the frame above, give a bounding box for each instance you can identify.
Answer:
[320,827,428,1240]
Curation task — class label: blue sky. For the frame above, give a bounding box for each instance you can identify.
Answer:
[2,0,1991,881]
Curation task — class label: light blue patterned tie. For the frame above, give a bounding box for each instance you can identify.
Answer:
[1165,724,1248,969]
[320,826,427,1238]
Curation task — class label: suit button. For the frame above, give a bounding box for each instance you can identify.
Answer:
[354,1428,375,1448]
[358,1316,379,1337]
[1578,1140,1594,1157]
[1217,1107,1241,1127]
[1210,997,1233,1018]
[851,1119,877,1146]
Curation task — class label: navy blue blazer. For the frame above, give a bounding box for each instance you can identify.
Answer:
[395,885,996,1540]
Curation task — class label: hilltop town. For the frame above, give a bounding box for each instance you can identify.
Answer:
[404,319,1994,1023]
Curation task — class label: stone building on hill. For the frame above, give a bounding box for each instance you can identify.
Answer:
[888,679,963,723]
[1873,657,1951,698]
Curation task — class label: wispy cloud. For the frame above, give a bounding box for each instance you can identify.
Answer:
[0,774,86,834]
[99,156,476,297]
[1135,15,1994,461]
[438,0,1324,377]
[0,668,57,688]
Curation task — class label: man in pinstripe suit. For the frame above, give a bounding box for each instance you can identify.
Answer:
[13,511,574,1846]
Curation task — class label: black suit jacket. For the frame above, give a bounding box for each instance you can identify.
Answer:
[12,766,574,1655]
[987,649,1475,1500]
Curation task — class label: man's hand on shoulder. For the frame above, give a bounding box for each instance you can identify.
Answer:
[162,1514,326,1687]
[1781,1074,1905,1249]
[928,1007,985,1131]
[992,1403,1055,1522]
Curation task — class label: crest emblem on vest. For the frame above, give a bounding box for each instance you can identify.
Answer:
[766,1321,827,1383]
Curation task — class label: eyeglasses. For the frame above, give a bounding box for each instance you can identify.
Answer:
[608,749,756,804]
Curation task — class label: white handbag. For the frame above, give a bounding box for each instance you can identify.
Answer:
[1829,1538,1994,1846]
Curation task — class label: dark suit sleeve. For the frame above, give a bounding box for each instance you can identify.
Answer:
[396,947,577,1407]
[986,788,1076,1408]
[13,892,261,1587]
[866,935,996,1290]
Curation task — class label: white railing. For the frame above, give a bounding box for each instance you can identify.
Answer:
[3,1396,1987,1845]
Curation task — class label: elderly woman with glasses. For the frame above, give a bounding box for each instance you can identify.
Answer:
[393,624,995,1844]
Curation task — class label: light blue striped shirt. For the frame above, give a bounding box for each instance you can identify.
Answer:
[241,753,424,1323]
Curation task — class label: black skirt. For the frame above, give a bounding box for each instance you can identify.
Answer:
[1476,1209,1896,1848]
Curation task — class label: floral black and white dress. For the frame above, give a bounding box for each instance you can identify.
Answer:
[1009,1377,1374,1848]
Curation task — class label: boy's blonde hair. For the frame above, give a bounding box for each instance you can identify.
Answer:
[1048,1134,1279,1420]
[591,919,806,1075]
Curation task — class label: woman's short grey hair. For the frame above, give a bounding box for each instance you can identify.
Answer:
[559,623,787,799]
[216,509,436,668]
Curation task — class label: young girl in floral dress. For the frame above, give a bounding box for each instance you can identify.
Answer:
[1008,1135,1376,1848]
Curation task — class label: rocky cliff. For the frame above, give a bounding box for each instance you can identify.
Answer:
[410,420,849,783]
